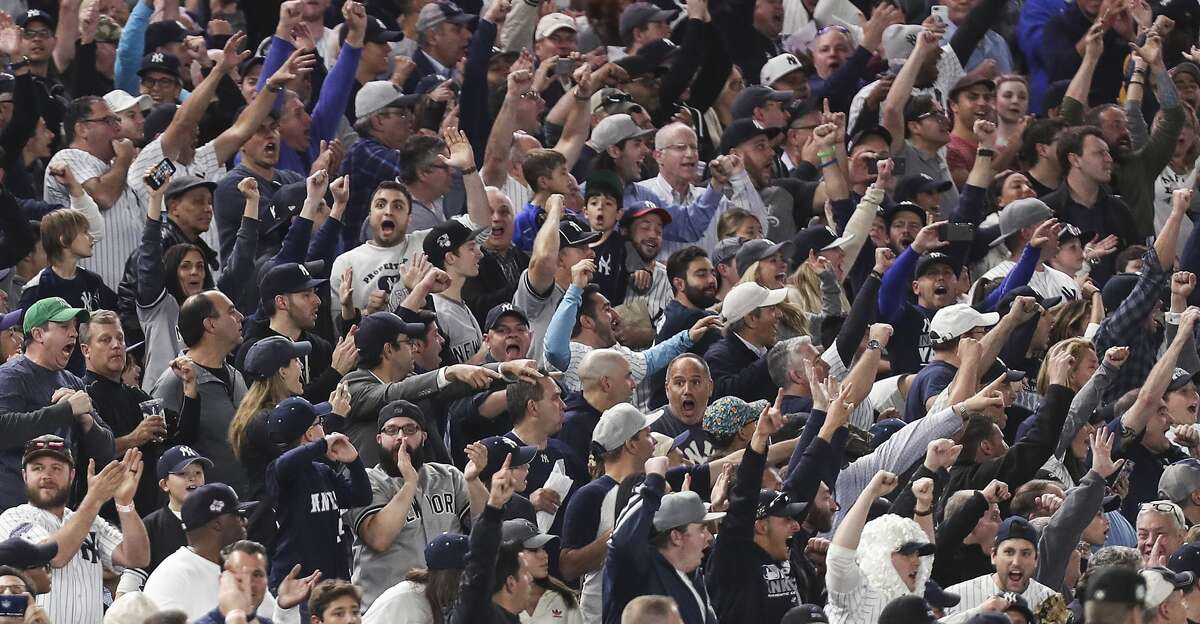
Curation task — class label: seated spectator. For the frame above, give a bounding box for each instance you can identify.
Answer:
[361,532,469,623]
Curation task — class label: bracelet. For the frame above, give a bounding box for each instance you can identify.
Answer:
[115,502,135,514]
[820,158,838,169]
[460,166,478,175]
[869,270,883,280]
[267,83,284,93]
[573,91,589,101]
[915,507,933,517]
[1130,80,1146,87]
[816,148,836,160]
[976,147,995,158]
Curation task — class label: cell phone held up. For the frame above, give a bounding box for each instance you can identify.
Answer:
[144,158,176,191]
[0,593,27,618]
[931,5,949,23]
[938,223,974,243]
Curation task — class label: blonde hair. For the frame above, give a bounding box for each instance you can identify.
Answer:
[1048,298,1091,345]
[229,374,294,460]
[718,208,756,239]
[737,261,810,336]
[786,262,849,319]
[1036,337,1094,394]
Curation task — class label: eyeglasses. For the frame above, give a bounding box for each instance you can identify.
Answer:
[916,110,948,121]
[25,438,65,453]
[22,28,52,40]
[379,109,413,120]
[381,424,422,437]
[141,76,180,89]
[81,116,120,127]
[1140,501,1187,527]
[662,143,699,154]
[816,24,850,36]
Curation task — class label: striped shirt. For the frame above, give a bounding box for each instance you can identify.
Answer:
[638,171,769,259]
[0,504,123,624]
[44,148,144,287]
[823,543,901,624]
[127,137,225,255]
[944,574,1058,618]
[564,342,652,409]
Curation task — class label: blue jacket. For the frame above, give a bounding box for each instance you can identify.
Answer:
[257,37,362,175]
[265,437,372,590]
[604,472,718,624]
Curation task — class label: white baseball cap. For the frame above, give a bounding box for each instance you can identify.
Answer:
[929,304,999,345]
[103,90,153,114]
[761,53,809,88]
[721,282,787,325]
[536,13,577,40]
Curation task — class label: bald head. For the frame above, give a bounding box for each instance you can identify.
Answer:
[578,348,634,407]
[655,122,696,150]
[622,596,684,624]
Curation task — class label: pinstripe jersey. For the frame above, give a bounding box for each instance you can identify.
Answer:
[944,573,1058,617]
[0,504,122,624]
[562,343,652,410]
[44,148,145,288]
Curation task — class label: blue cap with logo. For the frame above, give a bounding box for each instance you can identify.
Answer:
[266,397,332,443]
[424,532,470,570]
[156,444,213,480]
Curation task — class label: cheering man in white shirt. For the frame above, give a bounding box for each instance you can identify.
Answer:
[944,516,1058,618]
[0,438,149,624]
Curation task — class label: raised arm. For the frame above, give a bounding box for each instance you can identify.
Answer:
[1064,22,1103,110]
[1119,308,1196,438]
[442,128,490,229]
[212,49,316,163]
[481,58,530,188]
[159,33,249,160]
[137,168,169,305]
[357,438,421,552]
[214,177,261,301]
[882,29,940,154]
[528,194,565,293]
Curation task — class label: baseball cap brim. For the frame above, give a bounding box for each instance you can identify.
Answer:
[766,501,809,518]
[702,508,727,523]
[1102,494,1122,513]
[160,455,214,480]
[820,232,854,251]
[165,179,217,200]
[896,541,936,556]
[23,448,73,466]
[762,287,788,307]
[561,229,603,247]
[522,532,558,549]
[915,256,957,278]
[0,309,21,332]
[510,445,537,467]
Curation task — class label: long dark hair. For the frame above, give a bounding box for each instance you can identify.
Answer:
[404,567,464,624]
[535,575,579,609]
[163,242,213,303]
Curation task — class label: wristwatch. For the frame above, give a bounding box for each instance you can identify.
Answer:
[866,339,882,351]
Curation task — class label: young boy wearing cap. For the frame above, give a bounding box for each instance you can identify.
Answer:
[422,219,487,365]
[265,391,370,596]
[116,444,212,595]
[346,399,486,608]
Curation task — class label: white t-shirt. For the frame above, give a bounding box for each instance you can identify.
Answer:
[972,259,1080,302]
[142,546,297,623]
[0,504,122,624]
[329,234,428,326]
[362,580,434,624]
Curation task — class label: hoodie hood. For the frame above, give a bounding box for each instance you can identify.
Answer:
[857,514,934,603]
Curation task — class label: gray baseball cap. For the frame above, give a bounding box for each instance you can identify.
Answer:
[1159,458,1200,505]
[619,2,677,43]
[712,237,742,267]
[592,113,654,151]
[592,403,659,453]
[653,490,725,531]
[990,197,1053,247]
[355,80,420,120]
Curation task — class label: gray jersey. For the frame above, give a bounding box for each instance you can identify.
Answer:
[346,463,472,609]
[432,294,483,365]
[512,269,565,364]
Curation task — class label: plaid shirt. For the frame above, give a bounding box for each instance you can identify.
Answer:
[1092,246,1169,402]
[340,136,404,247]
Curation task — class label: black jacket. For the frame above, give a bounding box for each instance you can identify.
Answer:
[462,246,529,328]
[703,333,777,403]
[450,505,523,624]
[117,218,219,346]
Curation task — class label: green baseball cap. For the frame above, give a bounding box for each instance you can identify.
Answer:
[23,297,89,333]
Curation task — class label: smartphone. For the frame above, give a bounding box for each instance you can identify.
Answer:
[555,57,577,79]
[0,594,26,618]
[144,157,176,191]
[939,223,974,242]
[931,5,949,23]
[1108,458,1134,486]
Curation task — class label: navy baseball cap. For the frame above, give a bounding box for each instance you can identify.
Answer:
[718,118,781,155]
[894,173,952,203]
[994,516,1038,548]
[22,434,72,467]
[896,541,936,556]
[915,252,960,278]
[559,214,603,247]
[756,490,807,520]
[266,397,332,443]
[243,337,312,381]
[878,595,937,624]
[1086,565,1147,605]
[356,312,427,360]
[142,103,178,142]
[0,537,56,570]
[376,399,427,431]
[480,436,537,482]
[144,20,187,51]
[138,51,182,80]
[484,303,530,332]
[731,85,794,121]
[156,445,213,480]
[869,418,906,448]
[424,532,470,570]
[15,9,54,29]
[180,483,241,531]
[501,518,557,549]
[924,580,960,609]
[781,604,828,624]
[0,309,22,332]
[1170,543,1200,577]
[260,261,327,303]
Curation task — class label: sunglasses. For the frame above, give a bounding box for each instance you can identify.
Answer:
[1140,501,1187,527]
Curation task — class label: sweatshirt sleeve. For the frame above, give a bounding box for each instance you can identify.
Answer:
[878,247,919,323]
[544,284,583,372]
[114,0,151,95]
[449,505,504,624]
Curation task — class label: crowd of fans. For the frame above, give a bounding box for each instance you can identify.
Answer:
[3,0,1200,622]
